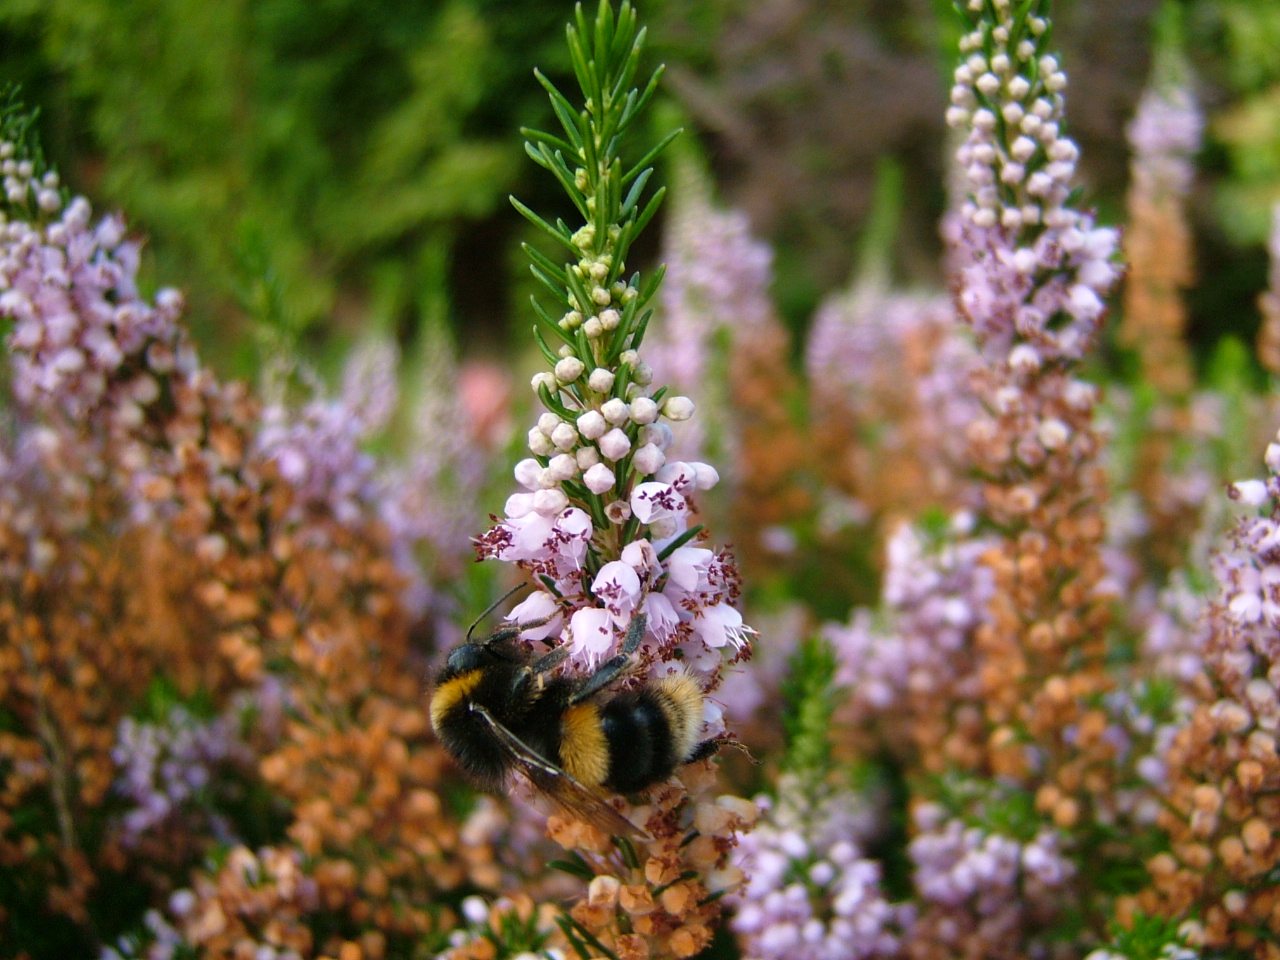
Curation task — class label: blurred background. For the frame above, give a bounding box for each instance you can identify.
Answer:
[1,0,1276,382]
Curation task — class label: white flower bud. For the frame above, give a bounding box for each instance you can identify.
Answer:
[632,443,665,476]
[1038,418,1070,450]
[619,349,639,367]
[630,396,659,424]
[531,371,557,394]
[1007,76,1031,100]
[599,308,620,330]
[662,396,695,421]
[550,422,579,450]
[591,286,611,305]
[692,462,720,490]
[583,316,603,339]
[577,409,607,440]
[599,428,632,461]
[533,487,569,516]
[576,446,600,469]
[587,368,615,393]
[514,458,542,489]
[548,453,578,481]
[976,72,1000,96]
[538,412,562,435]
[1011,136,1037,162]
[972,208,997,228]
[639,422,674,450]
[527,427,555,456]
[554,356,585,383]
[1232,480,1270,507]
[583,462,616,494]
[1008,343,1041,372]
[633,361,653,386]
[601,398,630,424]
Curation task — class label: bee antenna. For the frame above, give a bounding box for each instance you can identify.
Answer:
[466,583,532,643]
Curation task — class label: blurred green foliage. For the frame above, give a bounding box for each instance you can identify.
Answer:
[0,0,576,372]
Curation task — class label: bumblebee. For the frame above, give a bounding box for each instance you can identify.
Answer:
[430,607,723,839]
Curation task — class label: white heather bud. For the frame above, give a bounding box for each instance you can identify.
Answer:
[1007,76,1031,100]
[619,349,639,367]
[565,310,583,328]
[973,108,997,131]
[583,462,616,494]
[1232,480,1270,507]
[972,208,997,228]
[37,189,60,213]
[591,286,611,305]
[1038,418,1070,450]
[583,316,603,338]
[554,356,585,383]
[576,410,607,440]
[538,412,562,435]
[599,428,632,461]
[1011,136,1037,162]
[1017,39,1035,59]
[946,106,971,127]
[531,371,557,394]
[990,53,1009,73]
[535,467,559,489]
[663,396,695,421]
[576,446,600,469]
[514,458,542,488]
[1045,70,1067,93]
[639,422,674,449]
[533,488,569,516]
[599,308,620,330]
[1002,102,1024,124]
[1001,208,1023,229]
[632,443,665,476]
[601,398,630,424]
[630,396,659,424]
[1266,443,1280,474]
[557,344,574,358]
[633,361,653,386]
[605,500,631,524]
[548,453,578,481]
[527,427,555,457]
[1008,343,1042,372]
[550,422,579,450]
[587,368,615,393]
[692,462,720,490]
[976,72,1000,96]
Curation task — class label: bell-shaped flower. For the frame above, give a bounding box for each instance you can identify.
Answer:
[592,560,642,624]
[631,481,686,525]
[570,606,616,666]
[506,590,563,640]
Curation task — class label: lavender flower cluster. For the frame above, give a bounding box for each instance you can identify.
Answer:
[732,777,910,960]
[947,1,1121,363]
[825,517,994,721]
[111,706,248,846]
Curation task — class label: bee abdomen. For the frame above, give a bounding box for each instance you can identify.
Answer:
[599,688,682,794]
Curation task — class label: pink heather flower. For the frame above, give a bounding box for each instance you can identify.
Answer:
[570,606,616,665]
[630,481,687,525]
[948,11,1121,363]
[732,777,911,960]
[592,560,643,623]
[505,590,564,641]
[826,518,995,724]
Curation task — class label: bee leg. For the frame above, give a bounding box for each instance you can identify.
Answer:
[686,736,760,765]
[568,612,649,705]
[530,643,571,675]
[477,612,557,648]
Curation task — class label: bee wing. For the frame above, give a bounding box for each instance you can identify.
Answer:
[469,703,651,841]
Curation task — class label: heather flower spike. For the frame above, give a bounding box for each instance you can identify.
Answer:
[480,0,752,681]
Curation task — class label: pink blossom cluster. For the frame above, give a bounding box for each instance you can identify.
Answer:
[807,287,981,483]
[1,197,191,426]
[909,803,1073,947]
[111,706,249,846]
[731,777,910,960]
[478,481,749,676]
[946,1,1121,363]
[825,517,994,721]
[1204,442,1280,704]
[1127,80,1202,201]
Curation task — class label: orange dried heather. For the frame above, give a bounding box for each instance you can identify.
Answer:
[1125,455,1280,955]
[546,762,756,960]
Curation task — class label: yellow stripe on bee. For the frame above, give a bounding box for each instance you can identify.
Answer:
[654,672,703,763]
[430,670,483,734]
[560,702,609,787]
